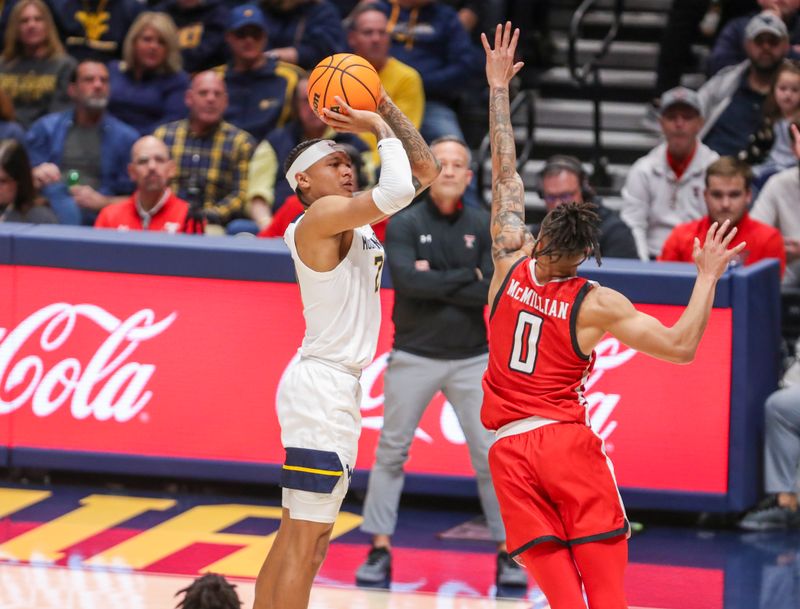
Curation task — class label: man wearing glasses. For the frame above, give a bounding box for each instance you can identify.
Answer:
[540,155,638,260]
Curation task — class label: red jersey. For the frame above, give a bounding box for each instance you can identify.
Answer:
[94,191,188,233]
[481,257,596,431]
[659,213,785,276]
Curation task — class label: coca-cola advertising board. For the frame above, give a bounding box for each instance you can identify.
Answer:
[0,264,733,495]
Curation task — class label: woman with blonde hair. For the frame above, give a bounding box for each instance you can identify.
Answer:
[107,11,190,135]
[0,0,76,128]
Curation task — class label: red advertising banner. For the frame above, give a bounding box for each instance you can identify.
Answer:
[1,266,731,493]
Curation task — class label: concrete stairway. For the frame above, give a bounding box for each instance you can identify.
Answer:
[488,0,711,221]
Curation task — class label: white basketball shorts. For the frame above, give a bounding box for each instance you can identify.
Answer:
[276,356,362,523]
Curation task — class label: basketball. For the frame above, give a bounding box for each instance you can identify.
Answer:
[307,53,381,116]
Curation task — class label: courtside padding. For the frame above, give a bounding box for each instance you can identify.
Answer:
[0,225,780,512]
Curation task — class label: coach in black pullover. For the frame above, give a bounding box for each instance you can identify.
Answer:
[357,137,526,587]
[386,170,493,359]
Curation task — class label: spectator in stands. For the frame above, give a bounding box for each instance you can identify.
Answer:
[259,0,346,70]
[659,156,785,274]
[538,155,637,259]
[354,136,527,591]
[175,573,242,609]
[751,123,800,285]
[739,59,800,189]
[155,0,230,73]
[26,60,138,225]
[346,2,424,163]
[643,0,759,129]
[377,0,475,142]
[739,385,800,530]
[622,86,719,260]
[154,70,255,229]
[700,11,790,157]
[0,138,57,223]
[107,12,190,136]
[0,89,26,142]
[252,74,369,218]
[0,0,75,129]
[94,135,189,233]
[709,0,800,76]
[51,0,143,62]
[221,4,299,142]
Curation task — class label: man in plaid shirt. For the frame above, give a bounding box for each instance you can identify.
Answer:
[154,70,255,228]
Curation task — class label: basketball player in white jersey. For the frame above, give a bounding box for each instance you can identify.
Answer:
[252,91,440,609]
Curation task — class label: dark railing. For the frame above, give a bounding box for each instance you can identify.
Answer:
[568,0,625,188]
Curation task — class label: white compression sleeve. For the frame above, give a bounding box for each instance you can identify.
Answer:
[371,138,416,215]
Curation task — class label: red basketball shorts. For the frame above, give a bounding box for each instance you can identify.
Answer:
[489,421,630,559]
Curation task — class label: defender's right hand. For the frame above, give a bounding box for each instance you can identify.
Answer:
[692,219,747,280]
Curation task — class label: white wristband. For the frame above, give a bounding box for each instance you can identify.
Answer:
[371,138,415,215]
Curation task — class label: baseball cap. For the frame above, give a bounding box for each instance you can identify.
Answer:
[745,11,788,40]
[228,4,267,31]
[659,86,702,117]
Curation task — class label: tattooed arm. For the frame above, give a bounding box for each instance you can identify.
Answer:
[481,22,533,303]
[378,92,441,195]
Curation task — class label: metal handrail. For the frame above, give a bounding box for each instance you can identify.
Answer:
[568,0,624,85]
[567,0,625,188]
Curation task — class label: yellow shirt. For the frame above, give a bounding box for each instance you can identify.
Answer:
[360,57,425,164]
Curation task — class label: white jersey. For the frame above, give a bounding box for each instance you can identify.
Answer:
[284,214,384,371]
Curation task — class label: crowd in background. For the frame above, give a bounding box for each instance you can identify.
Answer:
[0,0,548,234]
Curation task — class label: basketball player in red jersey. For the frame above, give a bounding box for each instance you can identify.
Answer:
[480,23,746,609]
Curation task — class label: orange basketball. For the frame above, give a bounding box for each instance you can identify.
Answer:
[307,53,381,116]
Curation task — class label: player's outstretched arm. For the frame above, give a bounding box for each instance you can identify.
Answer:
[482,23,532,302]
[377,90,441,196]
[307,99,416,235]
[581,220,746,363]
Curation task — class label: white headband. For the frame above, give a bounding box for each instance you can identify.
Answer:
[285,140,344,190]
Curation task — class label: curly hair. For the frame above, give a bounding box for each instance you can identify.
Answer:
[537,200,602,265]
[174,574,241,609]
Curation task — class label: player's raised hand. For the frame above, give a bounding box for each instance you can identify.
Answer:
[692,219,747,279]
[481,22,524,88]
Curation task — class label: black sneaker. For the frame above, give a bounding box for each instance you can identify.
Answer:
[739,496,800,531]
[355,546,391,585]
[496,550,527,588]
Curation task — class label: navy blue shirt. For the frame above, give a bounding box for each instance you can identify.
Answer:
[703,75,766,157]
[376,0,477,103]
[155,0,230,73]
[50,0,143,62]
[261,1,346,70]
[222,58,299,142]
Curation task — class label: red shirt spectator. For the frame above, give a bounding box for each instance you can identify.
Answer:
[659,213,785,276]
[95,189,189,233]
[258,194,388,240]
